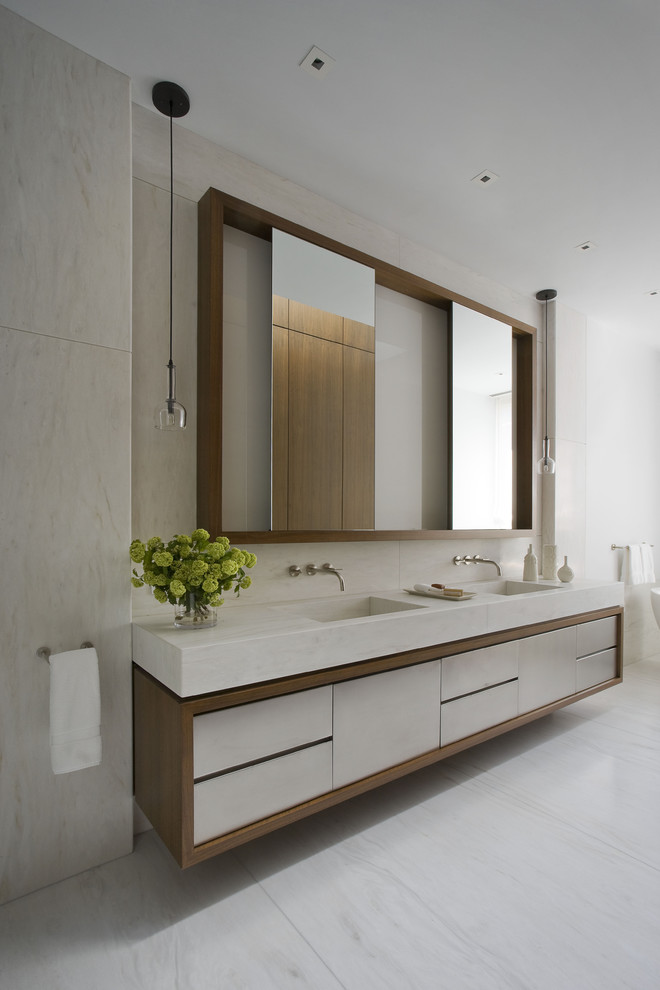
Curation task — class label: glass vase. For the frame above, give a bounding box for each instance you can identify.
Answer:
[174,592,217,628]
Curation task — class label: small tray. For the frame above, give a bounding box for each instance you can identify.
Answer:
[404,588,477,601]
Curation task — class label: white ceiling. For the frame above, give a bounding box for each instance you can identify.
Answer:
[7,0,660,346]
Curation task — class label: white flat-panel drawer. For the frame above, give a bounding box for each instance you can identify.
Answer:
[576,648,617,692]
[576,616,618,659]
[194,741,332,845]
[193,686,332,779]
[333,661,441,789]
[442,642,518,701]
[518,626,577,714]
[441,680,519,747]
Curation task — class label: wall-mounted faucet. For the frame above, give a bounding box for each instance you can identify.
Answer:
[453,553,502,576]
[288,562,346,591]
[306,562,345,591]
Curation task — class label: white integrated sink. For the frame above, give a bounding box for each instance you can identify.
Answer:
[278,595,426,623]
[471,580,557,596]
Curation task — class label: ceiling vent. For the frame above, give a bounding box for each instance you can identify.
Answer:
[575,240,597,252]
[471,169,499,186]
[300,46,335,78]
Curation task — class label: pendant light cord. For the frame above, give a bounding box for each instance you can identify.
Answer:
[543,298,548,439]
[151,80,189,429]
[168,103,174,373]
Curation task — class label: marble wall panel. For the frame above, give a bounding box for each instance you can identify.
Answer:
[0,327,132,903]
[554,438,587,579]
[0,7,131,351]
[131,178,197,541]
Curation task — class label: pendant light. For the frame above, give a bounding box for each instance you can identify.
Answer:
[536,288,557,474]
[152,81,190,430]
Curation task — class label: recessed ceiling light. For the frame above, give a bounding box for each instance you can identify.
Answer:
[645,290,659,297]
[300,46,335,78]
[575,240,597,252]
[471,169,499,186]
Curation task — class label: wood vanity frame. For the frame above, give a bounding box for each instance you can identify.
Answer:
[133,605,623,868]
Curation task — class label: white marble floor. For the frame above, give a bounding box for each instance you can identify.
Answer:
[2,659,659,990]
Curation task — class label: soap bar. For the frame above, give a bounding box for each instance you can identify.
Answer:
[443,588,465,597]
[431,583,445,589]
[413,583,447,598]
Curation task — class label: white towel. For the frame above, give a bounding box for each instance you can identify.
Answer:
[621,544,644,585]
[641,544,656,583]
[49,647,102,774]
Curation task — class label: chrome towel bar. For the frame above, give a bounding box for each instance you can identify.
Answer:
[37,641,94,662]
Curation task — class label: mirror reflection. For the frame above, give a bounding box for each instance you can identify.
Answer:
[206,190,531,539]
[271,231,376,530]
[452,305,513,529]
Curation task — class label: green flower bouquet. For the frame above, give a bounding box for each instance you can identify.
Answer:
[130,528,256,627]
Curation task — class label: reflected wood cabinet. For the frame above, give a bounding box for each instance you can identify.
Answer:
[271,296,375,530]
[133,607,622,868]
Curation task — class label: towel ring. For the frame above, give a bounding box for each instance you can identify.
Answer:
[37,641,94,662]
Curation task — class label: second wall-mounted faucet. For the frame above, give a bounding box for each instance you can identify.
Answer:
[453,553,502,576]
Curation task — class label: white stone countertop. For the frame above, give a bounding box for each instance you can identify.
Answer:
[132,578,624,698]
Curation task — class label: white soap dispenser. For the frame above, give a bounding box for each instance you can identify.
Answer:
[523,544,538,582]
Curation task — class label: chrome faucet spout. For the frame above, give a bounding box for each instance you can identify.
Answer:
[305,562,345,591]
[472,554,502,576]
[321,563,345,591]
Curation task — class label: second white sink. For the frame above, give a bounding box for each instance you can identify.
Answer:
[472,580,557,596]
[278,595,426,623]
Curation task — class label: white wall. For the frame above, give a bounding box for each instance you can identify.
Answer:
[0,8,133,903]
[585,321,660,662]
[553,303,587,575]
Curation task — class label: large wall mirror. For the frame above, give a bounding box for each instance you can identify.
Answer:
[198,188,534,542]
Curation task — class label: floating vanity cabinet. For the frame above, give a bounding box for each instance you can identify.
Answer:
[440,642,519,746]
[133,602,623,869]
[333,661,441,788]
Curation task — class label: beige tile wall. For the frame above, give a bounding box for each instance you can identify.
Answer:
[0,8,133,903]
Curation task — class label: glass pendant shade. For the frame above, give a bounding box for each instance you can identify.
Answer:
[537,435,556,475]
[155,361,186,430]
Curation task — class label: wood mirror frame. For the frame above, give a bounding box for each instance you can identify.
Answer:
[197,187,536,543]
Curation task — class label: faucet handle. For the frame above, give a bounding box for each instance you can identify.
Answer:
[322,562,342,572]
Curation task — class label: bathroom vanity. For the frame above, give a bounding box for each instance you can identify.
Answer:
[133,579,623,868]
